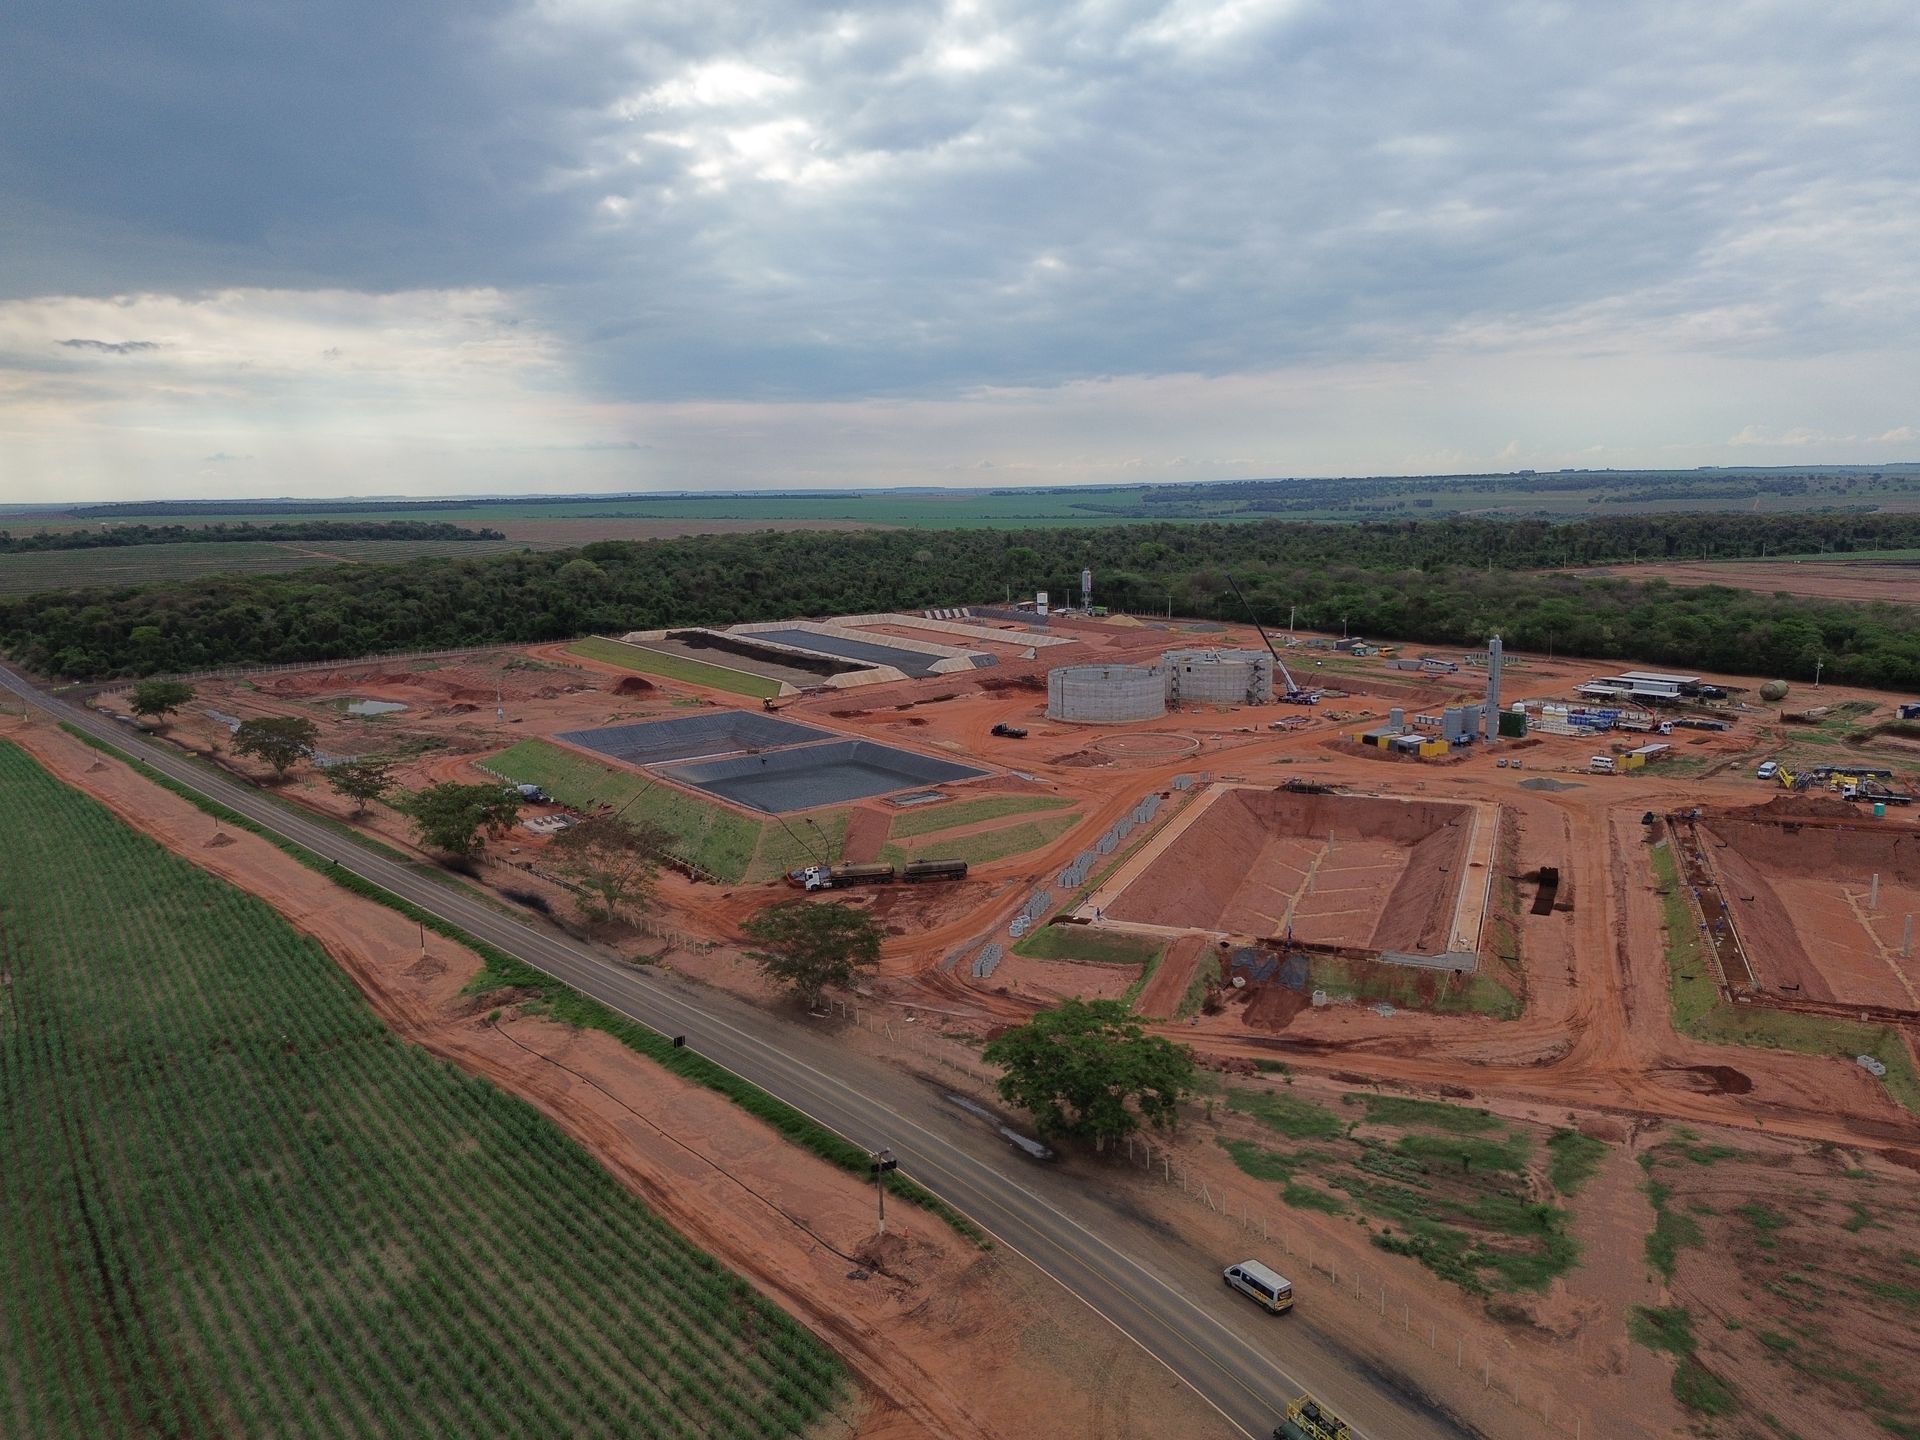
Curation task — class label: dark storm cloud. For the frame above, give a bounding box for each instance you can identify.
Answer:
[58,338,161,354]
[2,0,1917,408]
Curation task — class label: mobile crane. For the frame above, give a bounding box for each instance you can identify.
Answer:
[1224,573,1319,705]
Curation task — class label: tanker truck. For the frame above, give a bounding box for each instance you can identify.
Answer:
[788,859,970,890]
[788,863,896,891]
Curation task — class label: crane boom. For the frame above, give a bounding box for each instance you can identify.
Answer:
[1223,573,1308,698]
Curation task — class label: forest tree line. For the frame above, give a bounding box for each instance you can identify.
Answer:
[6,513,1920,686]
[0,521,504,553]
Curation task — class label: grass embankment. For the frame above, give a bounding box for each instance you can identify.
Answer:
[1013,924,1164,967]
[0,740,849,1438]
[879,811,1080,870]
[1648,839,1920,1113]
[1217,1089,1590,1295]
[888,794,1072,839]
[566,635,780,699]
[58,724,982,1244]
[488,737,846,883]
[1307,954,1522,1020]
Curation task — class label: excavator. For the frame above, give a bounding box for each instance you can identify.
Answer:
[1224,573,1319,705]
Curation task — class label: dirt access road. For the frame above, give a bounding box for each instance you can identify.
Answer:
[2,667,1468,1440]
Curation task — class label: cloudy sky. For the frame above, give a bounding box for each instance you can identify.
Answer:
[3,0,1917,502]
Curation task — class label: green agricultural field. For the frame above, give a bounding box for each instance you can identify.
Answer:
[888,793,1073,840]
[0,741,847,1440]
[565,636,781,700]
[486,737,843,883]
[0,538,529,597]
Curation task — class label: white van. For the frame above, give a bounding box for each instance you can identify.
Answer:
[1589,755,1616,774]
[1223,1259,1295,1314]
[1756,761,1779,781]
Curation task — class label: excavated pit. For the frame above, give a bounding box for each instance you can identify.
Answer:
[1695,798,1920,1011]
[1105,788,1474,953]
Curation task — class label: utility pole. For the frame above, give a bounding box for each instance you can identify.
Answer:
[1814,658,1824,689]
[869,1147,898,1234]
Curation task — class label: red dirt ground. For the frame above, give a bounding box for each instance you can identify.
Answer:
[1574,558,1920,606]
[1105,789,1473,952]
[1134,935,1217,1018]
[1698,800,1920,1009]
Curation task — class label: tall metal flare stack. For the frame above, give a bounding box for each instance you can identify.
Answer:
[1483,635,1504,744]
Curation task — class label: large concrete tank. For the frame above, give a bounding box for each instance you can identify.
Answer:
[1164,649,1274,706]
[1047,664,1167,723]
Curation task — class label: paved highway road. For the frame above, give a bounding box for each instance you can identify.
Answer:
[3,669,1473,1440]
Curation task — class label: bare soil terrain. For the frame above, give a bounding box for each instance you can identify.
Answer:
[1574,558,1920,606]
[66,610,1920,1440]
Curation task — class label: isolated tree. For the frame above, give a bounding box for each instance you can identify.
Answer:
[231,716,319,780]
[128,679,194,728]
[324,757,396,817]
[983,999,1198,1150]
[740,900,883,1009]
[548,813,672,923]
[396,782,522,858]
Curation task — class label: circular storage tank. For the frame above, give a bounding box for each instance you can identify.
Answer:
[1164,648,1273,705]
[1047,664,1166,724]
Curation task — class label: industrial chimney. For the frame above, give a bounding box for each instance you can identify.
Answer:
[1484,635,1504,744]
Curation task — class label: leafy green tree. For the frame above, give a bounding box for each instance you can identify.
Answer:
[323,757,396,817]
[231,716,319,780]
[395,783,522,858]
[128,679,194,727]
[740,900,883,1009]
[984,999,1198,1150]
[548,813,671,922]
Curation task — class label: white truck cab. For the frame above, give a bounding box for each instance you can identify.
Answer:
[1224,1259,1295,1313]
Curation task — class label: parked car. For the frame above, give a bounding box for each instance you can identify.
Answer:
[990,723,1027,739]
[1756,761,1779,781]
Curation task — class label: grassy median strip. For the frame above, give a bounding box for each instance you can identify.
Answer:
[567,635,780,699]
[60,722,986,1246]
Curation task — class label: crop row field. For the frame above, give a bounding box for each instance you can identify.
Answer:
[0,539,531,597]
[487,737,846,882]
[0,741,846,1440]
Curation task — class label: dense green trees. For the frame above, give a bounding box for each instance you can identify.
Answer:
[984,999,1198,1149]
[128,679,194,726]
[323,757,396,817]
[231,716,319,779]
[740,900,884,1009]
[395,782,523,858]
[9,513,1920,686]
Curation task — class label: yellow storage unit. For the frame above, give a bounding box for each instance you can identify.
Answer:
[1620,753,1646,770]
[1419,739,1448,758]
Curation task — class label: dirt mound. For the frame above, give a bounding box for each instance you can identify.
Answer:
[439,702,479,715]
[1658,1064,1754,1095]
[204,832,235,848]
[613,676,655,695]
[1746,793,1864,821]
[976,674,1047,694]
[1053,749,1111,768]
